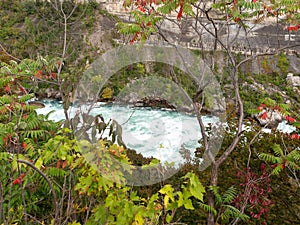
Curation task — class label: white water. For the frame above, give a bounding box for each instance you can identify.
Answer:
[36,100,295,165]
[36,100,218,165]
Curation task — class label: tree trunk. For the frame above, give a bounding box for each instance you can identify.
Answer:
[207,162,219,225]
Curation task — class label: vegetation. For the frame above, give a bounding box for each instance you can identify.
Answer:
[0,0,300,225]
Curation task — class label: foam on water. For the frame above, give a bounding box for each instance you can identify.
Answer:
[36,100,295,165]
[36,100,210,165]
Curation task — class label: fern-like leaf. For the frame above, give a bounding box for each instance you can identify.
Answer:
[272,164,283,175]
[198,202,217,216]
[208,186,222,205]
[0,95,13,105]
[21,130,50,139]
[46,167,67,178]
[259,153,281,164]
[222,186,237,204]
[18,93,35,103]
[287,150,300,161]
[287,161,300,171]
[272,144,284,157]
[222,205,249,222]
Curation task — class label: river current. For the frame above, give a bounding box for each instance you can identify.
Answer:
[36,100,295,165]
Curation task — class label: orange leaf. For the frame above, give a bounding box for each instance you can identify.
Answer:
[4,85,11,93]
[34,70,43,78]
[62,160,68,169]
[21,143,27,150]
[260,112,268,120]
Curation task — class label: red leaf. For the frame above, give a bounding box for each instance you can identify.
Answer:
[177,5,183,20]
[260,111,268,120]
[234,17,241,23]
[130,31,140,44]
[3,135,10,146]
[13,178,21,185]
[290,133,299,139]
[50,72,56,79]
[21,143,27,150]
[287,26,299,31]
[19,86,26,93]
[138,5,145,12]
[285,116,296,123]
[273,105,281,111]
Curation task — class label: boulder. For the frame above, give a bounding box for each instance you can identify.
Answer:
[255,109,284,128]
[286,73,300,87]
[45,88,61,99]
[28,101,45,108]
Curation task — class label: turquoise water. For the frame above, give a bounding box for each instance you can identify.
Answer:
[36,100,295,165]
[36,100,218,165]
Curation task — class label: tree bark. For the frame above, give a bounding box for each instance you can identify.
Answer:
[207,162,219,225]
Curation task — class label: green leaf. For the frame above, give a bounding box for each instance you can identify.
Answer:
[184,198,194,210]
[198,202,217,216]
[259,153,281,164]
[166,213,173,223]
[272,144,284,157]
[272,164,283,175]
[177,191,184,207]
[292,121,300,128]
[35,157,43,170]
[222,186,237,204]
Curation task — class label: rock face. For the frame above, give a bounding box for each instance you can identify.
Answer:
[286,73,300,87]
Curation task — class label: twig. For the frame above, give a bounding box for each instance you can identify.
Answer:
[16,159,59,224]
[0,44,21,62]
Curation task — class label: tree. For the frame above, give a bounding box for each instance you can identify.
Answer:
[118,0,300,224]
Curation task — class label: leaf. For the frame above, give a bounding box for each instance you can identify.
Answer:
[135,212,144,225]
[182,172,205,201]
[292,121,300,128]
[272,164,284,175]
[35,157,43,170]
[222,186,237,204]
[198,202,217,216]
[208,186,222,205]
[262,97,276,107]
[166,213,173,223]
[101,87,113,99]
[259,153,281,164]
[272,144,284,157]
[184,198,194,210]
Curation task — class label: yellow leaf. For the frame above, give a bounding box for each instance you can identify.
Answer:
[35,157,43,170]
[101,87,113,99]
